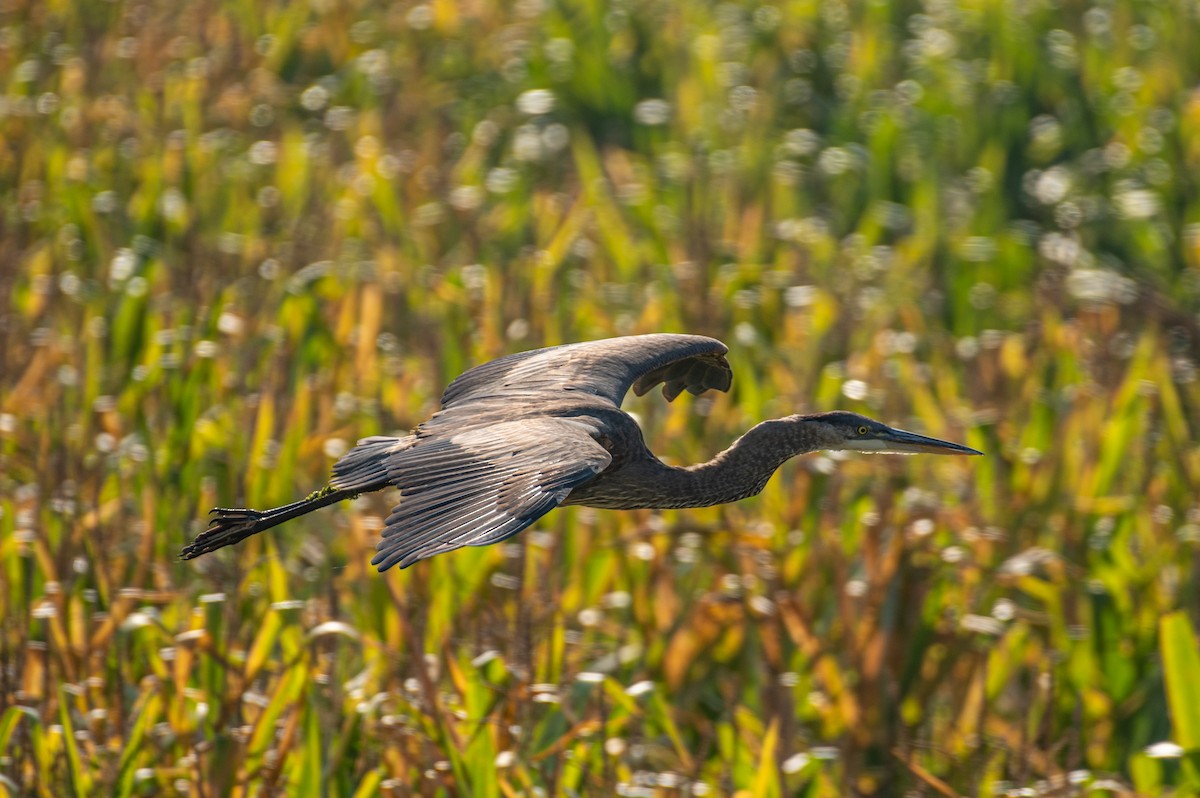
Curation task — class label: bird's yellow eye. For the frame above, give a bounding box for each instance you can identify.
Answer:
[857,425,869,435]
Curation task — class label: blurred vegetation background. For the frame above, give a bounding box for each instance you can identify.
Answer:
[3,0,1200,794]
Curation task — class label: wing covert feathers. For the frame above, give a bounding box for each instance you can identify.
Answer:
[369,419,611,570]
[330,436,414,493]
[438,333,731,409]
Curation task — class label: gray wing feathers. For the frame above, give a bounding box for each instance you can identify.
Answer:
[439,346,557,407]
[370,419,611,570]
[438,334,731,408]
[330,436,415,493]
[631,351,733,401]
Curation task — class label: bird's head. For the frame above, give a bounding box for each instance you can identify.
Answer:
[806,411,982,456]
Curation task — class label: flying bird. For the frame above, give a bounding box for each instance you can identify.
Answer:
[182,334,980,570]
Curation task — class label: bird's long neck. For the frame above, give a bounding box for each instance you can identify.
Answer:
[672,417,819,506]
[630,416,823,509]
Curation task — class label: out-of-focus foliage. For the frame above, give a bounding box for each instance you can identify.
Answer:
[2,0,1199,794]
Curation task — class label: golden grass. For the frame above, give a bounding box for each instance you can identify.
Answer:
[2,0,1200,794]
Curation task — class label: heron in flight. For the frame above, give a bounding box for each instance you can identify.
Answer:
[182,334,981,570]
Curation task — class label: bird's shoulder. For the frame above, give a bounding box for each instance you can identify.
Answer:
[438,333,733,409]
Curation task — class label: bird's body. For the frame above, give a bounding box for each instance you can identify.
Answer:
[182,334,980,570]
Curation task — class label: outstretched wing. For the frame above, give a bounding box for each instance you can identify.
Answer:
[370,418,612,571]
[439,333,732,409]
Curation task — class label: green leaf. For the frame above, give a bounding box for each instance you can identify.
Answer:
[291,700,322,798]
[1161,612,1200,751]
[0,706,40,759]
[351,769,385,798]
[59,695,94,795]
[115,692,162,797]
[751,719,780,798]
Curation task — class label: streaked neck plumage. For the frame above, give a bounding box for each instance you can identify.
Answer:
[574,416,827,510]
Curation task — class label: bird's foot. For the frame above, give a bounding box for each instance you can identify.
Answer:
[180,508,265,560]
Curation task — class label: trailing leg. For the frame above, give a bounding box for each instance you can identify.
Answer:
[181,434,410,561]
[180,488,354,560]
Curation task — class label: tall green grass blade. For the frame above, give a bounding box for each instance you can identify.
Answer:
[114,692,162,797]
[1161,612,1200,785]
[1161,612,1200,751]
